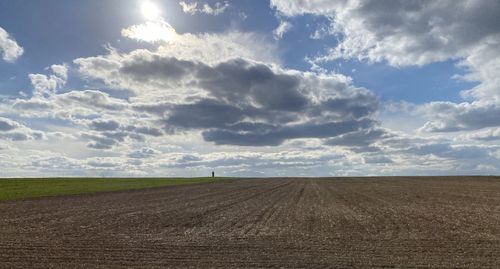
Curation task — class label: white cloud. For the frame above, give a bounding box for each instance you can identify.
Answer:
[272,0,500,67]
[29,64,68,97]
[310,23,335,40]
[2,6,500,177]
[465,128,500,142]
[273,20,292,40]
[0,17,393,176]
[179,1,229,16]
[0,117,45,141]
[121,20,279,64]
[50,64,68,81]
[28,74,64,97]
[179,1,197,14]
[270,0,340,17]
[418,102,500,132]
[0,26,23,62]
[0,117,21,131]
[121,20,177,43]
[272,0,500,134]
[74,46,381,147]
[74,23,280,105]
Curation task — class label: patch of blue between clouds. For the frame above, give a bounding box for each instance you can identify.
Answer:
[335,59,479,104]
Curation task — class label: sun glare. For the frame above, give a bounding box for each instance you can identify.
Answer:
[141,1,160,20]
[122,21,177,43]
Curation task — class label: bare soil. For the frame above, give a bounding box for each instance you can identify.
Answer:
[1,177,500,268]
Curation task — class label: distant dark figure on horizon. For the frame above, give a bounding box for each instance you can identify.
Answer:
[212,171,215,178]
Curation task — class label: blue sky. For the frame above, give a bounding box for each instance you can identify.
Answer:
[0,0,474,103]
[0,0,499,177]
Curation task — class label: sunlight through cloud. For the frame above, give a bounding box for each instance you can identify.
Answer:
[141,1,161,20]
[122,20,177,43]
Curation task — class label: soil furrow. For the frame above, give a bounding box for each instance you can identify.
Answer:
[1,177,500,268]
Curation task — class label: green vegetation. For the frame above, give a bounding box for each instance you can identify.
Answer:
[0,178,222,201]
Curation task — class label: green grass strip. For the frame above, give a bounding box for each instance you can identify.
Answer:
[0,178,223,201]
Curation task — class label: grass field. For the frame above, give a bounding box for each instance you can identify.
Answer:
[0,178,221,201]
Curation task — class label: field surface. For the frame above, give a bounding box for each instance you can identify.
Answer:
[0,178,218,201]
[1,177,500,268]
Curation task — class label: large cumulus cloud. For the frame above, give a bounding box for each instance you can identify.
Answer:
[271,0,500,133]
[2,6,499,176]
[272,0,500,66]
[75,49,381,146]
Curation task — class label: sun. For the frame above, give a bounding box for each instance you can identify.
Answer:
[141,1,161,20]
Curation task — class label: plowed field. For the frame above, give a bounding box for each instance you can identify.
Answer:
[1,177,500,268]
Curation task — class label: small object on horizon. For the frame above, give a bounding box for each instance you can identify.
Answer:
[212,171,215,178]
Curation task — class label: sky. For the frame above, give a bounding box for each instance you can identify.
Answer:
[0,0,500,177]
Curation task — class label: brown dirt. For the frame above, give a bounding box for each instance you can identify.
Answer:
[1,177,500,268]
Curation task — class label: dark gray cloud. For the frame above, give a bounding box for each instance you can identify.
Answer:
[58,90,127,111]
[82,131,134,150]
[121,57,311,112]
[350,146,382,153]
[7,132,29,141]
[177,154,203,163]
[163,94,379,146]
[318,93,378,119]
[166,99,245,129]
[82,123,163,150]
[0,117,19,131]
[162,152,344,171]
[402,143,490,160]
[121,56,196,82]
[474,135,500,142]
[0,131,44,141]
[89,119,120,131]
[364,155,393,164]
[272,0,500,66]
[0,117,44,141]
[125,125,163,136]
[87,132,125,149]
[115,54,382,146]
[127,147,159,158]
[202,118,376,146]
[273,0,500,135]
[73,45,383,147]
[325,128,390,147]
[196,59,309,111]
[131,102,172,115]
[119,57,380,146]
[82,133,119,149]
[422,103,500,132]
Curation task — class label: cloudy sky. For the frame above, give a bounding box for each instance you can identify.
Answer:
[1,0,500,177]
